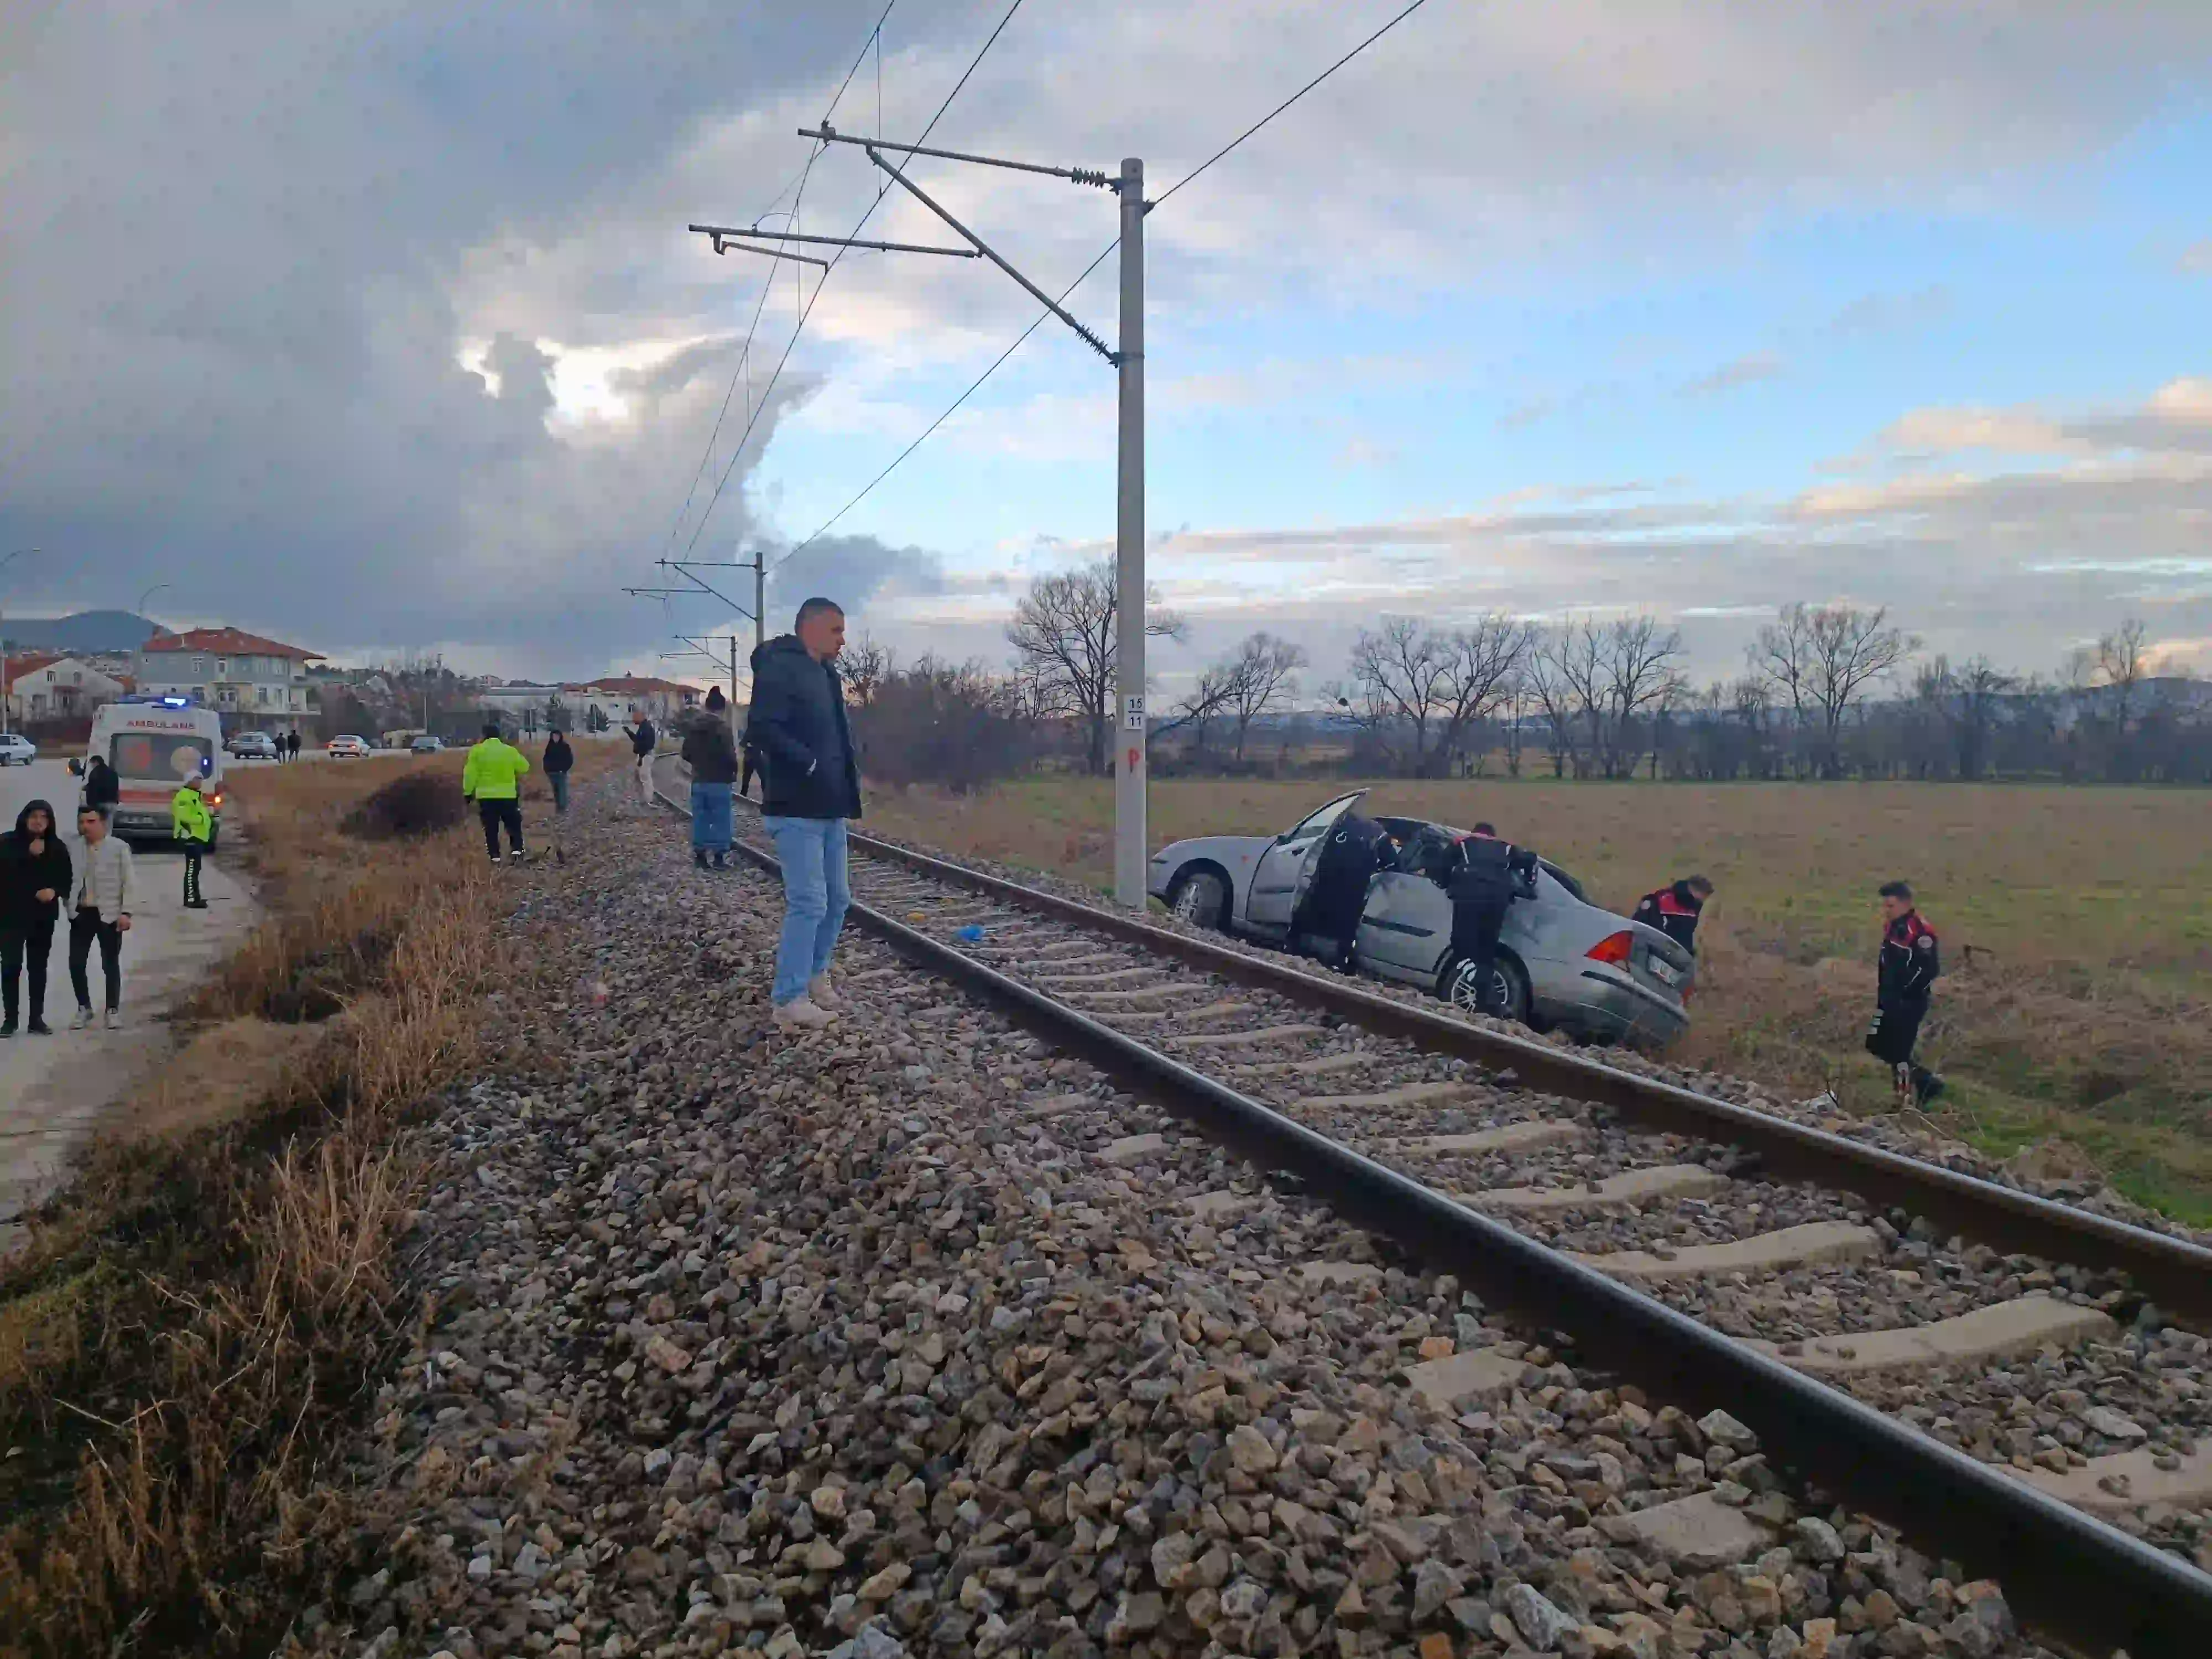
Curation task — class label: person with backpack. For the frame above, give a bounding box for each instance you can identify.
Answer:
[680,687,740,870]
[1,799,71,1037]
[171,773,213,909]
[623,707,658,811]
[461,722,531,865]
[744,597,862,1030]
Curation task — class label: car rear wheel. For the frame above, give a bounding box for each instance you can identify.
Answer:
[1441,953,1531,1025]
[1167,868,1228,930]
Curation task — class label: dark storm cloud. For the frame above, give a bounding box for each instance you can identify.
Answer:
[0,1,967,664]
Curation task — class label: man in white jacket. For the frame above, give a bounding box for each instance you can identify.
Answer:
[69,805,133,1030]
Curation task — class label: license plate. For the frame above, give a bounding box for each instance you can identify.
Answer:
[1647,958,1681,987]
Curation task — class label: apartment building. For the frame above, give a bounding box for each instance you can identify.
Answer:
[137,627,321,732]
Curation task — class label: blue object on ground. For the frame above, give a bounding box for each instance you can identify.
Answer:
[955,924,986,942]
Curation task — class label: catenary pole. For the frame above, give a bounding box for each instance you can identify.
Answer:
[1113,159,1146,910]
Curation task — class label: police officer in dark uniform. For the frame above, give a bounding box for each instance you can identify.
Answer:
[1867,879,1944,1106]
[1290,809,1391,972]
[1634,875,1714,954]
[1446,823,1538,1015]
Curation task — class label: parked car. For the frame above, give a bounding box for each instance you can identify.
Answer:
[409,734,445,754]
[1147,790,1694,1047]
[326,734,371,759]
[226,731,279,759]
[0,733,34,767]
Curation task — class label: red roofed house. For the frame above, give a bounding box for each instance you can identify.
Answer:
[137,627,322,734]
[583,675,697,727]
[4,654,129,723]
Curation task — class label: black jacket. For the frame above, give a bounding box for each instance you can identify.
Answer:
[0,801,73,930]
[1634,881,1705,953]
[1447,834,1538,908]
[680,712,740,784]
[744,635,860,820]
[1878,910,1942,1007]
[627,719,658,758]
[82,759,119,810]
[542,734,574,775]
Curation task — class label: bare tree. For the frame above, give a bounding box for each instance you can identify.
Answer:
[1153,666,1234,751]
[2096,618,2150,731]
[1602,615,1689,776]
[1951,656,2016,780]
[1005,562,1185,775]
[1751,602,1917,778]
[841,635,894,708]
[1344,619,1448,774]
[1431,614,1535,774]
[1222,632,1308,761]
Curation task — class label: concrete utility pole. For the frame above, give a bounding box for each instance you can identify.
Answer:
[1113,158,1147,910]
[701,126,1149,905]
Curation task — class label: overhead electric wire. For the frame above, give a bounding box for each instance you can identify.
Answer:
[652,1,900,565]
[769,0,1432,570]
[680,0,1027,561]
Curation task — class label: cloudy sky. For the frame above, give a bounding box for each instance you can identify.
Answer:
[3,1,2208,697]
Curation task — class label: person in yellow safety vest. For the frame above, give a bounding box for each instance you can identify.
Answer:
[461,722,531,865]
[171,775,213,910]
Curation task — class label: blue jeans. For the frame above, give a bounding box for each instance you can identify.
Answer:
[549,771,570,813]
[763,816,849,1005]
[691,781,733,851]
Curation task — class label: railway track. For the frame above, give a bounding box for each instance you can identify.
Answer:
[657,763,2212,1655]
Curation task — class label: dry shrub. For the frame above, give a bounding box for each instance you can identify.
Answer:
[0,757,508,1657]
[339,770,468,841]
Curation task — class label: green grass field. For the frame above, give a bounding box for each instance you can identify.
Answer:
[865,776,2212,1224]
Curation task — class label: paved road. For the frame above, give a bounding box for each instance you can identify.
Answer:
[0,758,255,1249]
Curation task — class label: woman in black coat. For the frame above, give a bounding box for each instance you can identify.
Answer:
[1,799,72,1035]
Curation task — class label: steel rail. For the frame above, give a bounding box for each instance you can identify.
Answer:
[813,817,2212,1327]
[656,776,2212,1657]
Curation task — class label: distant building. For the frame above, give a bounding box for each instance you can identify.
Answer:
[137,626,321,733]
[582,675,698,726]
[3,654,128,722]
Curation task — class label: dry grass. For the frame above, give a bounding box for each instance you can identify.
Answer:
[0,750,609,1657]
[865,774,2212,1223]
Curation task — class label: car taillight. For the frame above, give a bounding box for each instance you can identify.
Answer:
[1585,930,1634,967]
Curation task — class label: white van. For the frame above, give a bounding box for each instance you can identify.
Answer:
[76,697,227,842]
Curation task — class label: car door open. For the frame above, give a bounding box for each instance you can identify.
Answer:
[1245,790,1369,933]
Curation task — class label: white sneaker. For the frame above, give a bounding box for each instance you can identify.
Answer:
[807,975,843,1012]
[70,1006,94,1031]
[773,994,837,1030]
[103,1009,121,1030]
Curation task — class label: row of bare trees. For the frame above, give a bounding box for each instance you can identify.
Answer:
[842,564,2205,789]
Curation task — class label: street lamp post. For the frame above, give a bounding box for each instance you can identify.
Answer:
[2,549,38,738]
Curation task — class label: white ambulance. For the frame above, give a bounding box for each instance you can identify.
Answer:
[74,696,228,843]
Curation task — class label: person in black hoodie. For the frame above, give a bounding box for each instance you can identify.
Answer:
[744,598,862,1030]
[542,727,575,816]
[81,754,119,815]
[680,687,740,869]
[1,799,72,1036]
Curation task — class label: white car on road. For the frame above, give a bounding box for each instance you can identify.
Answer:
[0,733,34,767]
[326,734,371,758]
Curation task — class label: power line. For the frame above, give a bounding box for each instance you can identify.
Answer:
[769,0,1432,568]
[1156,0,1431,206]
[679,0,1027,561]
[654,1,900,564]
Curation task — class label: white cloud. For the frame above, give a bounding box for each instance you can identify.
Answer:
[1682,351,1785,397]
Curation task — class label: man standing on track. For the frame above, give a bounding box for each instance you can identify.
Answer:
[1868,879,1945,1107]
[1634,874,1714,954]
[171,773,213,910]
[542,726,574,817]
[1444,823,1538,1017]
[624,706,658,811]
[745,597,861,1031]
[680,686,739,871]
[461,722,531,865]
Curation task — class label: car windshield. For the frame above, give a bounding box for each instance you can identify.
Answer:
[110,732,211,782]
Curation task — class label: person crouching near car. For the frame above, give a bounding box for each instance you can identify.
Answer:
[1,800,72,1037]
[681,686,740,870]
[67,805,132,1030]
